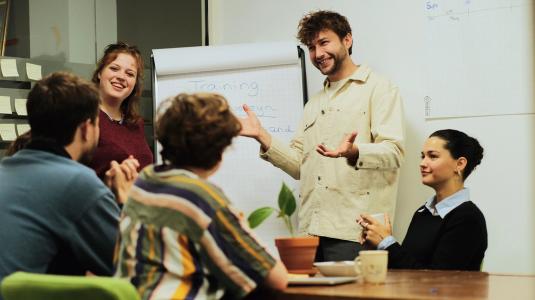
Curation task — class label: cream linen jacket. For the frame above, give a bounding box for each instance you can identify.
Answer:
[261,65,405,241]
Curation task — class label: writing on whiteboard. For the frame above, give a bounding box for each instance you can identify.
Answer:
[424,96,432,117]
[231,105,295,134]
[425,0,531,22]
[232,104,277,119]
[268,125,294,133]
[187,79,259,96]
[425,1,439,10]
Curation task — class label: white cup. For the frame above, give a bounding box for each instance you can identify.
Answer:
[354,250,388,284]
[370,213,386,225]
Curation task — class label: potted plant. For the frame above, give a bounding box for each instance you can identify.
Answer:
[248,182,319,274]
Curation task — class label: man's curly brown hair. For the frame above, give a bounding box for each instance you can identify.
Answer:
[156,93,242,170]
[297,10,353,55]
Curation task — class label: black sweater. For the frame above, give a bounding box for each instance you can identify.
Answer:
[387,201,487,271]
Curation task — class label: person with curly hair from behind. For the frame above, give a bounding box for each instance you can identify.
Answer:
[114,93,288,300]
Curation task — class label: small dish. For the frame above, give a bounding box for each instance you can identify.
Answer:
[313,261,357,277]
[287,268,318,276]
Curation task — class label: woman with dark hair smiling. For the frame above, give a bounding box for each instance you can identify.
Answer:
[358,129,487,271]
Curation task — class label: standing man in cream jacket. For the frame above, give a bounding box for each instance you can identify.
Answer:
[240,10,404,261]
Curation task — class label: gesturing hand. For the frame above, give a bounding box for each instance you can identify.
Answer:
[238,104,263,138]
[316,131,358,159]
[238,104,272,150]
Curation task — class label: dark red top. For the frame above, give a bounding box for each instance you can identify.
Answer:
[90,110,154,178]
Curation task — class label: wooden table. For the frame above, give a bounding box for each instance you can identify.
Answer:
[249,270,535,300]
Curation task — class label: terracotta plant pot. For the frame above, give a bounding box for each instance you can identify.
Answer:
[275,236,319,274]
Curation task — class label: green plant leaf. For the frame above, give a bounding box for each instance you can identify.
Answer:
[247,207,275,229]
[278,182,296,217]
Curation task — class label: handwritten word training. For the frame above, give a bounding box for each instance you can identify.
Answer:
[187,80,259,96]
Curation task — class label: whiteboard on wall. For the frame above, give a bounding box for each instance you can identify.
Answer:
[152,42,305,255]
[207,0,535,274]
[422,0,533,118]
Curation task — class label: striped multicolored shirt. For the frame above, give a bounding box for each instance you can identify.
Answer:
[114,165,276,300]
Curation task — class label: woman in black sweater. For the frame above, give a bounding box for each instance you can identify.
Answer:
[358,129,487,271]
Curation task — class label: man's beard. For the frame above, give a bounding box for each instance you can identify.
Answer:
[314,50,346,77]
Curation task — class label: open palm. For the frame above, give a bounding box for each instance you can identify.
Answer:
[239,104,262,138]
[316,132,358,158]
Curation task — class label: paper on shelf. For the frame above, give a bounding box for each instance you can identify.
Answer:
[16,124,31,135]
[26,63,42,80]
[1,59,19,77]
[0,124,17,141]
[14,98,27,116]
[0,96,11,114]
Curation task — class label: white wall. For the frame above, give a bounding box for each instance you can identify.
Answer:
[68,0,96,64]
[95,0,118,58]
[209,0,535,274]
[29,0,117,64]
[29,0,70,61]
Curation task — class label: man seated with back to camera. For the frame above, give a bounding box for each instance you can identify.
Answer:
[0,72,137,286]
[114,93,288,300]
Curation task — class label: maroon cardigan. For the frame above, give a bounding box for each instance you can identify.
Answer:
[90,110,153,178]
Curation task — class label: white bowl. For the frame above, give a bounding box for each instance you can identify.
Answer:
[313,261,357,277]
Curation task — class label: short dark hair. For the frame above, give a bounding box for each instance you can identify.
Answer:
[92,42,144,125]
[27,72,100,146]
[156,93,242,170]
[430,129,484,180]
[297,10,353,55]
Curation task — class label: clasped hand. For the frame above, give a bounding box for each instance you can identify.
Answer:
[105,155,140,204]
[357,213,392,247]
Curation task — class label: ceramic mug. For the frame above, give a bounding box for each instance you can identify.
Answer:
[354,250,388,284]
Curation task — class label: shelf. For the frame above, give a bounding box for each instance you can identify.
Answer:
[0,80,31,90]
[0,114,27,120]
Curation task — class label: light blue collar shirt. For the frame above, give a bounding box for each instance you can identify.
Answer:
[421,188,470,219]
[378,188,471,250]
